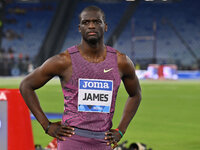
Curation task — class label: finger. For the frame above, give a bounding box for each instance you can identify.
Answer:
[59,126,75,136]
[59,128,75,134]
[107,141,111,146]
[112,142,118,149]
[110,139,116,145]
[106,139,116,146]
[63,133,73,137]
[56,129,75,137]
[61,125,75,131]
[57,132,73,137]
[105,135,114,140]
[105,131,113,136]
[55,135,66,141]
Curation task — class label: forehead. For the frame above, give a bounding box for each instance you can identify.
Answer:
[80,10,103,21]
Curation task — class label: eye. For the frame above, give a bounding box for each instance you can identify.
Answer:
[95,20,102,24]
[82,20,89,25]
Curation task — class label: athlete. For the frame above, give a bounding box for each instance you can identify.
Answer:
[20,6,141,150]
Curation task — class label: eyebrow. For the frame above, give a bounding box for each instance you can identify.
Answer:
[81,17,103,23]
[82,18,101,21]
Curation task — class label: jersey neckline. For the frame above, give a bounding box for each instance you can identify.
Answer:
[75,45,109,64]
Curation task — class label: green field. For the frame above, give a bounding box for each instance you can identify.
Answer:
[0,77,200,150]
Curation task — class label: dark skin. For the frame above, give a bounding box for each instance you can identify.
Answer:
[20,10,141,149]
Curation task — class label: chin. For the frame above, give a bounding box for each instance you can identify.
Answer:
[87,38,98,45]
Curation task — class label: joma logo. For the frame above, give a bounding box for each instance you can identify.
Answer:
[82,81,109,89]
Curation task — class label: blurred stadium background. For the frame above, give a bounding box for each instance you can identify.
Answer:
[0,0,200,150]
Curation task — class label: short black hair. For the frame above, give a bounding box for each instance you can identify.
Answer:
[79,5,106,22]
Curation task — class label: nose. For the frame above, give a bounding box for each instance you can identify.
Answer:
[88,21,95,29]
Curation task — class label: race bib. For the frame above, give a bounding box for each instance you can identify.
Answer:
[78,78,113,113]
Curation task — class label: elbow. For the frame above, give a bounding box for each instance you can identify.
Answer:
[136,89,142,104]
[135,93,142,105]
[19,79,31,94]
[19,79,26,94]
[129,91,142,104]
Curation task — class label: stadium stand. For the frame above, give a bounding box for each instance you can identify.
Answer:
[1,1,56,75]
[114,0,200,69]
[1,0,200,75]
[2,2,56,58]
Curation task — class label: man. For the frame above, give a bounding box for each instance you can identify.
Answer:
[20,6,141,150]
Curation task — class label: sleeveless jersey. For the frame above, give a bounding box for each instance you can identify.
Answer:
[60,45,121,132]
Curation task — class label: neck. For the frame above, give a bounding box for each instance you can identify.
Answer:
[79,39,105,56]
[77,39,107,63]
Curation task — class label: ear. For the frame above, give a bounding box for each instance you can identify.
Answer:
[78,24,81,32]
[104,23,108,32]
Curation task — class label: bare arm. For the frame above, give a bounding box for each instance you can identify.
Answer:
[19,52,74,140]
[105,52,141,148]
[117,53,141,134]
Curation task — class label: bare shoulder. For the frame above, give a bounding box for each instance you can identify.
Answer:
[39,50,71,76]
[116,50,134,70]
[116,50,128,65]
[54,50,71,67]
[43,50,70,66]
[116,50,135,78]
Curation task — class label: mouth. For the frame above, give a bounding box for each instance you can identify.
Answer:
[87,32,97,36]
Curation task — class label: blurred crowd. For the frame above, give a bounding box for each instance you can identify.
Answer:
[0,47,33,76]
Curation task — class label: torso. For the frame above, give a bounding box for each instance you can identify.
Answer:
[59,45,121,131]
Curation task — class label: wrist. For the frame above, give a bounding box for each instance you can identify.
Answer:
[45,121,52,134]
[114,128,124,137]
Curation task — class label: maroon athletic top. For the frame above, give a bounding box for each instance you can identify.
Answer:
[61,45,121,132]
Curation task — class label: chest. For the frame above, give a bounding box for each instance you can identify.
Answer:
[75,63,115,79]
